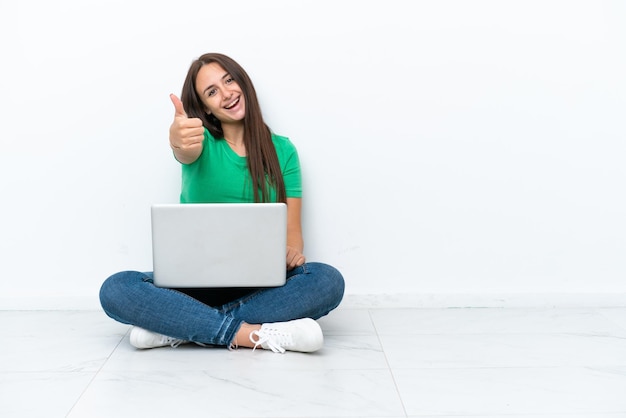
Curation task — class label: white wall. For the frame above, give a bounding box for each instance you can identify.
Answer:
[1,0,625,309]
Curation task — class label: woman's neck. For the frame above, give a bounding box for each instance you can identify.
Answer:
[222,124,244,147]
[222,123,246,156]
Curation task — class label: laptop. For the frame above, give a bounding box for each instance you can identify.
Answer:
[151,203,287,288]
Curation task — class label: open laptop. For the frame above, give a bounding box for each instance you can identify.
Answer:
[151,203,287,288]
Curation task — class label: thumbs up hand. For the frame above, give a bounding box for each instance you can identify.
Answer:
[169,94,204,164]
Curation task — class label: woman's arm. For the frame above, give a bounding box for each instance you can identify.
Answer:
[285,197,305,270]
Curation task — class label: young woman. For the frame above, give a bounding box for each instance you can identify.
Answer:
[99,53,345,353]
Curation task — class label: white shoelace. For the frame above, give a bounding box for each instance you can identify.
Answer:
[159,335,184,348]
[249,327,294,354]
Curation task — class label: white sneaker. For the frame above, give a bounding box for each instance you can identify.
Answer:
[249,318,323,354]
[129,326,188,349]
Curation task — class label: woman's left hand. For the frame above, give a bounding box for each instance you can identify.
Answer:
[286,245,306,270]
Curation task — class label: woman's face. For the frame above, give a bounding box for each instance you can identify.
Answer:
[195,62,246,124]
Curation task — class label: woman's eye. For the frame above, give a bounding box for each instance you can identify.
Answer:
[225,77,233,84]
[207,89,217,97]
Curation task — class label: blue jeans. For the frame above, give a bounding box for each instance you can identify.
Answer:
[99,262,345,347]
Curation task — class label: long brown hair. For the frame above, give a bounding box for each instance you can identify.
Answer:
[180,53,286,203]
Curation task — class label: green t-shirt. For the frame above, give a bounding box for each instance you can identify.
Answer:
[179,128,302,203]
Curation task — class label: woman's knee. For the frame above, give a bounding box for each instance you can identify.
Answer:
[308,262,345,308]
[99,271,147,314]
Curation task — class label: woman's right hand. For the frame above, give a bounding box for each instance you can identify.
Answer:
[169,94,205,164]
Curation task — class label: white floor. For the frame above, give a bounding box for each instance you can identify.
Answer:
[2,307,626,418]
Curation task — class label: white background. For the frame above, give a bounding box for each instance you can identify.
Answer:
[1,0,624,308]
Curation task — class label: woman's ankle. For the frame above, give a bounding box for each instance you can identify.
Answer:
[233,322,261,349]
